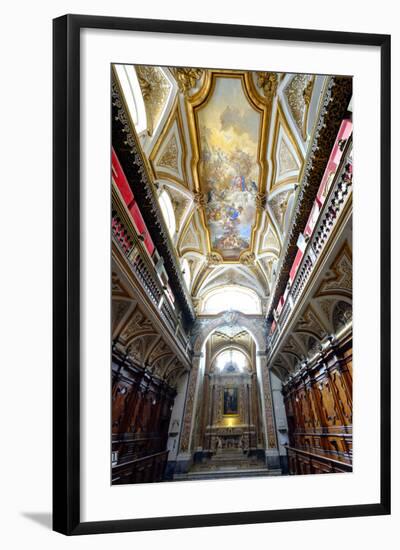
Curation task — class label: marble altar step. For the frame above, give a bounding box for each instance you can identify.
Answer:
[173,467,282,481]
[211,450,249,462]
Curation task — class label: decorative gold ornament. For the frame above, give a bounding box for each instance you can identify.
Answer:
[206,252,223,266]
[192,297,201,313]
[171,67,204,96]
[284,74,314,140]
[135,66,171,136]
[256,72,279,102]
[303,78,313,106]
[157,135,179,171]
[193,192,207,209]
[240,251,256,266]
[255,192,267,209]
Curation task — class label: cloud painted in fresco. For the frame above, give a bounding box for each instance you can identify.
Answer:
[199,77,259,157]
[220,105,258,142]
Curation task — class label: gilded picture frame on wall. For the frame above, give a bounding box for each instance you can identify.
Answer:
[53,14,390,535]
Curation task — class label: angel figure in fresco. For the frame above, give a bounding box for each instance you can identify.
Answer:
[230,175,245,192]
[221,233,240,249]
[207,204,218,221]
[226,205,243,222]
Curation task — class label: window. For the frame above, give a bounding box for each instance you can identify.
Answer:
[114,65,147,135]
[202,285,261,315]
[181,258,191,289]
[216,349,247,372]
[158,189,176,237]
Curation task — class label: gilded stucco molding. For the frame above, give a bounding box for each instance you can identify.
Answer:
[256,72,279,103]
[170,67,204,97]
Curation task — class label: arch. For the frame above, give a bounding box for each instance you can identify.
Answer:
[210,344,252,373]
[158,189,176,237]
[314,294,352,333]
[201,285,262,315]
[271,364,289,379]
[191,311,266,353]
[212,348,249,373]
[210,342,254,370]
[166,365,187,386]
[332,300,352,333]
[125,331,159,347]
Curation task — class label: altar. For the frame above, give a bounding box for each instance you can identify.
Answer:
[206,425,256,455]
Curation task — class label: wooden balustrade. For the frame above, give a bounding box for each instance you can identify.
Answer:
[112,450,169,484]
[285,445,352,475]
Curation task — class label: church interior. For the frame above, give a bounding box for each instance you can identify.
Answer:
[111,65,353,484]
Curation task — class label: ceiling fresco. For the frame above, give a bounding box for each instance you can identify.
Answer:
[197,76,261,259]
[114,64,328,315]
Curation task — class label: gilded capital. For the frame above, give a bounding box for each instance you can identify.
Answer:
[240,251,256,266]
[206,252,223,266]
[255,192,267,209]
[193,191,207,209]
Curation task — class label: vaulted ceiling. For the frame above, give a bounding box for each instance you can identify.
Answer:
[114,64,329,316]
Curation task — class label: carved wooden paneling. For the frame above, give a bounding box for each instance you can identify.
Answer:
[283,340,353,474]
[111,356,177,484]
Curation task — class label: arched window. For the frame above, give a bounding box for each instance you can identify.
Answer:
[158,189,176,237]
[216,349,247,372]
[114,65,147,135]
[201,285,261,315]
[181,258,191,289]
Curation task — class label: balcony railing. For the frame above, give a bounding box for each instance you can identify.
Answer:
[112,186,191,357]
[267,144,352,355]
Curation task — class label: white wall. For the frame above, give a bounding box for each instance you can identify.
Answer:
[270,372,289,453]
[1,1,398,549]
[167,372,189,461]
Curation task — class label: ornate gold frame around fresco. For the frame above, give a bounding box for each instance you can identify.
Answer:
[185,70,271,262]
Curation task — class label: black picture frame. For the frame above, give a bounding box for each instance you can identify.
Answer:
[53,14,391,535]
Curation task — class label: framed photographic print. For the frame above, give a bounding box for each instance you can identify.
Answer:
[53,14,391,535]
